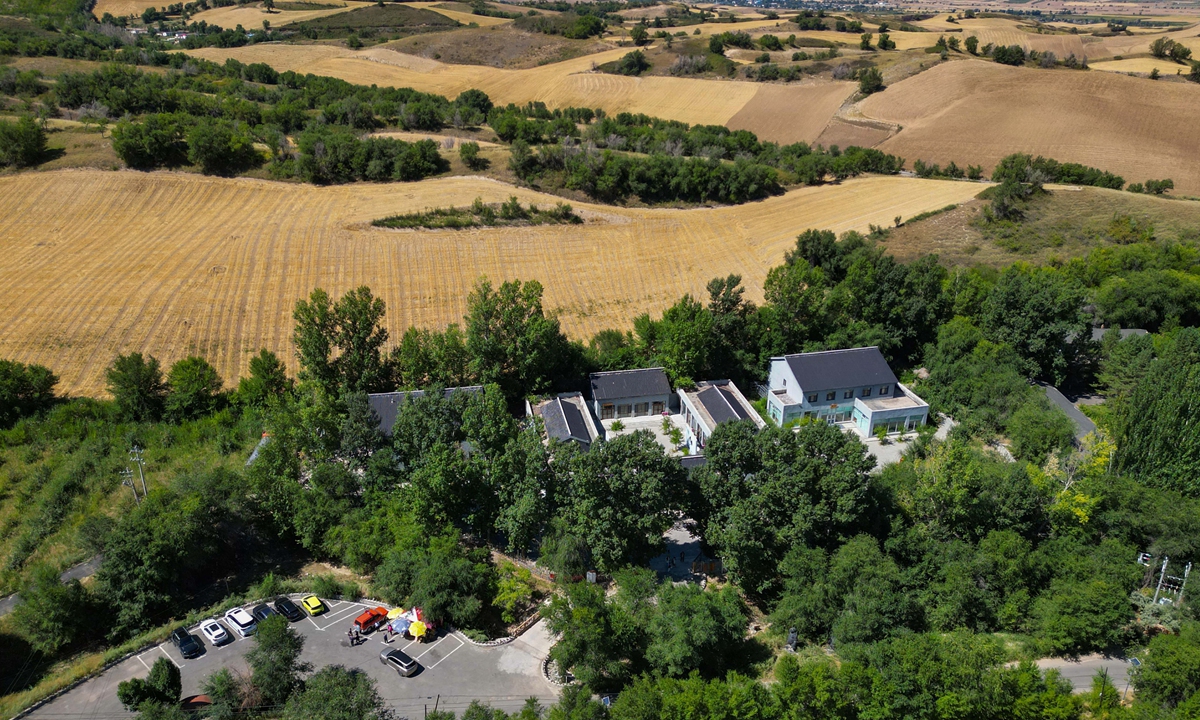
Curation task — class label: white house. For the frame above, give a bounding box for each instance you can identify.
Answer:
[588,367,673,421]
[677,380,765,455]
[765,347,928,436]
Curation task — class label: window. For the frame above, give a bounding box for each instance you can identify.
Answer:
[652,401,664,414]
[601,404,615,420]
[634,402,650,416]
[807,393,818,403]
[618,404,632,418]
[843,390,853,399]
[880,385,890,395]
[826,391,836,401]
[861,388,872,397]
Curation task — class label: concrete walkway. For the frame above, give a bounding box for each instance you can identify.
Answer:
[1036,654,1132,694]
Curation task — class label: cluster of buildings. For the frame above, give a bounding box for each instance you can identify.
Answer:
[368,346,929,463]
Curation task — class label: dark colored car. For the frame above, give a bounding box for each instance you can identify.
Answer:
[274,596,304,622]
[251,604,278,623]
[380,648,418,677]
[170,627,203,659]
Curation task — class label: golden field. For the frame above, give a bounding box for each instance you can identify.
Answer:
[859,59,1200,195]
[0,170,984,396]
[183,44,856,144]
[190,0,374,30]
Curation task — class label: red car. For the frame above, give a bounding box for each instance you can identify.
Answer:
[354,607,389,633]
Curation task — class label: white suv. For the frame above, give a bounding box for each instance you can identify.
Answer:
[224,607,258,637]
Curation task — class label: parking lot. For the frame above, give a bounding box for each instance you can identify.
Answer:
[26,597,560,719]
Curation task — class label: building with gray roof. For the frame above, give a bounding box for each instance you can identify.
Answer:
[527,392,600,451]
[367,386,484,436]
[588,367,673,422]
[677,380,765,455]
[765,347,928,437]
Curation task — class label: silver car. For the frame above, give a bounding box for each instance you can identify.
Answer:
[380,648,418,677]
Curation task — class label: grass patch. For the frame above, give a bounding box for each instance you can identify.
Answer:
[373,195,582,229]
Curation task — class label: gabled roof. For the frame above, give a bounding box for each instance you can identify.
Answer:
[696,384,751,425]
[777,347,897,392]
[543,396,593,447]
[367,386,484,436]
[1091,327,1148,342]
[589,367,671,401]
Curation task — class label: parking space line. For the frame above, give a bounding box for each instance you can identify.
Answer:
[423,636,466,669]
[315,604,366,630]
[412,635,450,660]
[158,645,183,669]
[136,654,152,672]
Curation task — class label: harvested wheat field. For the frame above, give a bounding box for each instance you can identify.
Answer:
[406,1,511,26]
[859,59,1200,195]
[1089,57,1190,74]
[0,170,982,396]
[192,0,373,29]
[183,44,856,143]
[93,0,166,16]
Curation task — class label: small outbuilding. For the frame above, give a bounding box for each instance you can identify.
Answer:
[677,380,765,455]
[527,392,601,451]
[588,367,673,422]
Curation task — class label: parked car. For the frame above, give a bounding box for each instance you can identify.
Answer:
[380,648,418,677]
[300,595,327,616]
[224,607,257,637]
[170,627,203,659]
[354,606,389,634]
[199,619,230,646]
[251,604,277,623]
[274,596,305,622]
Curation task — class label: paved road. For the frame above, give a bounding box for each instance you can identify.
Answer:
[24,597,559,719]
[1036,654,1132,694]
[0,556,103,618]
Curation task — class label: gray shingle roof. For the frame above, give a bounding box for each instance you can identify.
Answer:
[543,396,592,447]
[696,384,751,425]
[1091,327,1148,342]
[782,347,897,393]
[367,386,484,435]
[589,368,671,401]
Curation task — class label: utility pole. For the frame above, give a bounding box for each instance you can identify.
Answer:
[130,445,148,498]
[120,468,139,504]
[1153,556,1169,603]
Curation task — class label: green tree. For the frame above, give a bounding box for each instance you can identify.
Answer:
[1115,328,1200,495]
[980,265,1089,383]
[614,50,651,76]
[373,532,495,627]
[1133,622,1200,710]
[0,116,46,167]
[106,352,167,422]
[860,32,873,49]
[293,286,390,396]
[237,348,292,407]
[694,422,875,597]
[465,277,570,398]
[630,24,648,45]
[1006,396,1075,464]
[246,615,310,707]
[459,141,485,169]
[165,355,223,421]
[564,431,684,572]
[186,118,259,176]
[646,584,746,678]
[858,66,884,94]
[965,35,979,54]
[542,581,631,689]
[0,359,57,428]
[282,666,390,720]
[117,657,180,711]
[10,564,92,654]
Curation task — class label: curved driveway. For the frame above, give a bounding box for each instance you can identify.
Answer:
[24,597,559,719]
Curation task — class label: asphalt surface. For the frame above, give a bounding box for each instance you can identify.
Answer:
[1035,654,1133,694]
[24,597,559,720]
[0,556,103,618]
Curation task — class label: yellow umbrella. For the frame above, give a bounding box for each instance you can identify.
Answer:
[410,620,426,639]
[387,608,405,619]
